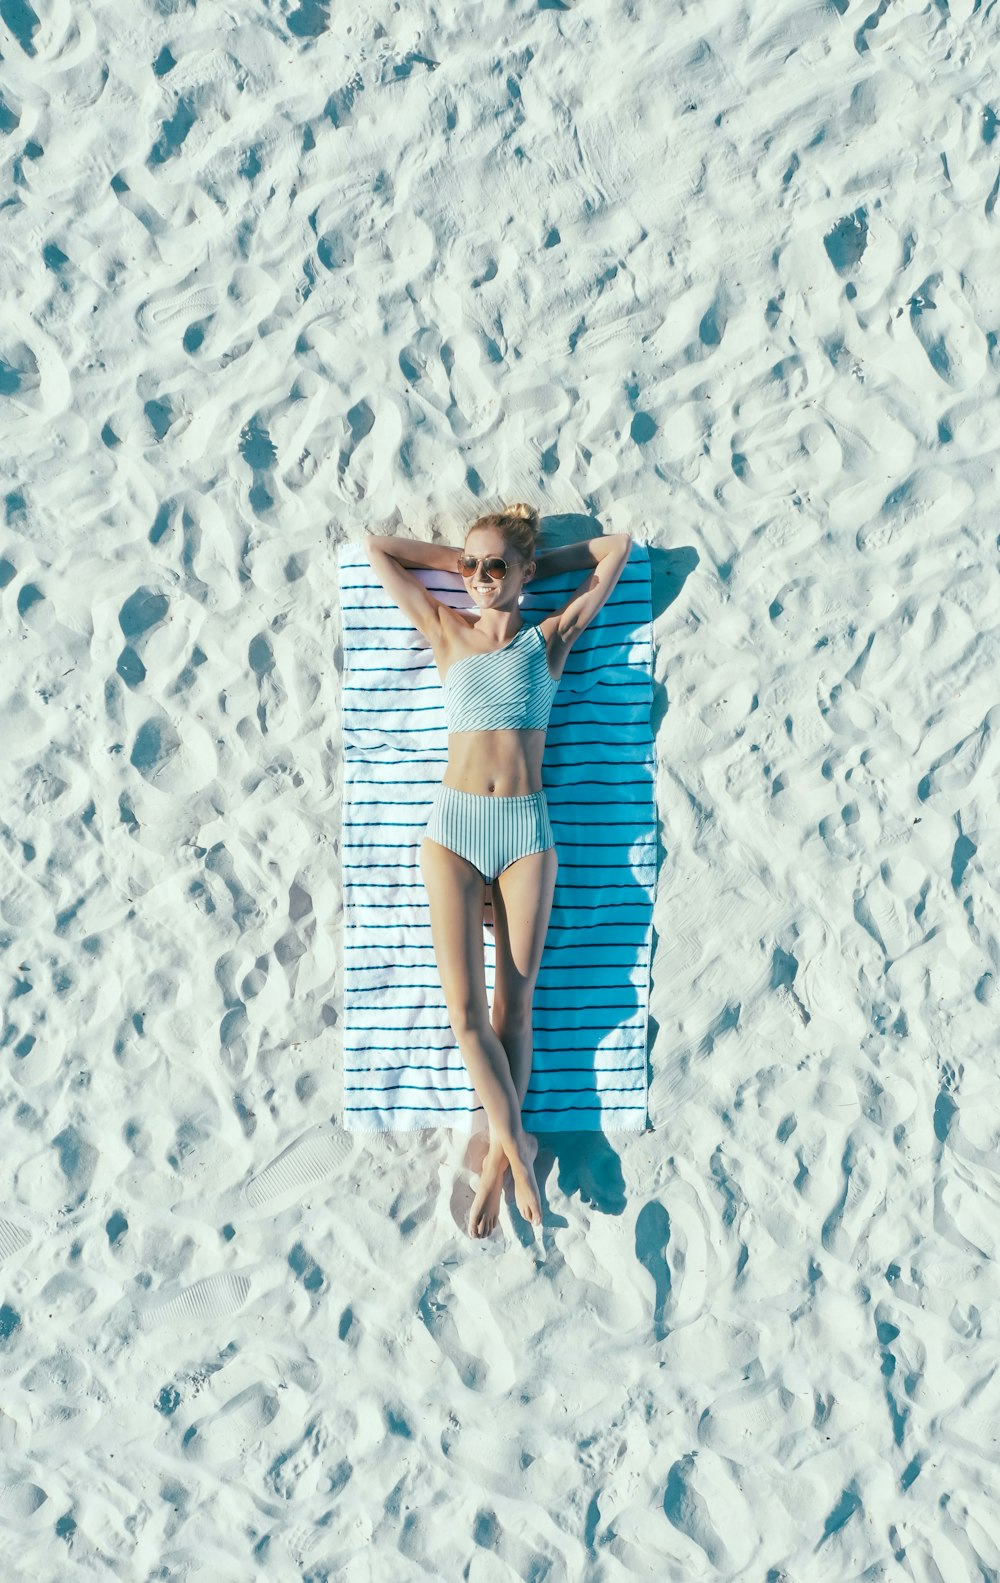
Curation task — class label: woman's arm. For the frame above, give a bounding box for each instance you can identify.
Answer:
[541,534,634,639]
[365,534,463,573]
[532,533,632,580]
[363,534,456,640]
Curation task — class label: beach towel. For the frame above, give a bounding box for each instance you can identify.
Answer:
[337,539,656,1133]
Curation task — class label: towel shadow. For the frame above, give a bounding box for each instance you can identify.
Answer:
[644,542,696,1112]
[529,525,696,1142]
[534,510,605,550]
[538,514,697,624]
[648,543,698,621]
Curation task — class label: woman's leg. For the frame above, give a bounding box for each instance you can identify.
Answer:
[419,835,542,1233]
[468,842,558,1233]
[491,841,559,1101]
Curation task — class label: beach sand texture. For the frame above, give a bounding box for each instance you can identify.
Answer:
[2,0,1000,1577]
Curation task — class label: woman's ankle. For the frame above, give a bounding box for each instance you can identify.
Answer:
[495,1125,525,1161]
[510,1130,537,1165]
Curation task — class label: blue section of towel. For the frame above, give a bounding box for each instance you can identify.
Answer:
[337,541,656,1133]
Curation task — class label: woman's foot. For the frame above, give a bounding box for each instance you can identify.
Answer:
[509,1131,543,1227]
[468,1139,509,1239]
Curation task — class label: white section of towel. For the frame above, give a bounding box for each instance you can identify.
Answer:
[337,542,656,1132]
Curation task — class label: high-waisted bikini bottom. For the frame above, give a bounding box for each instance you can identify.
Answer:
[422,783,556,885]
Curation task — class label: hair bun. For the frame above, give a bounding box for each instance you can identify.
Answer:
[505,502,539,526]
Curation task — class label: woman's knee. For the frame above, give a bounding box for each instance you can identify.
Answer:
[447,981,495,1037]
[491,993,533,1035]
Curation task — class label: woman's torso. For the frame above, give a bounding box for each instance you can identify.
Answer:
[432,612,569,796]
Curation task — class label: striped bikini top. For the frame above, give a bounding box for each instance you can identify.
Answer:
[443,620,560,732]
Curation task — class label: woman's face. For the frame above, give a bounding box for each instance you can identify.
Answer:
[462,531,534,607]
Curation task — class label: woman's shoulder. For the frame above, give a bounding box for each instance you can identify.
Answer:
[535,612,564,650]
[436,606,476,647]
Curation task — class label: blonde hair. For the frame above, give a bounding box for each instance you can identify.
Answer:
[466,502,540,563]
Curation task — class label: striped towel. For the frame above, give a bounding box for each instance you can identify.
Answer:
[337,540,656,1133]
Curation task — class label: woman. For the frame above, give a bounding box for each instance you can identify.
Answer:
[365,505,633,1238]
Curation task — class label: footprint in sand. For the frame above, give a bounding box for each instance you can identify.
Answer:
[730,412,844,499]
[0,1219,31,1265]
[129,705,216,795]
[280,1514,347,1577]
[16,1381,104,1457]
[116,584,170,691]
[248,631,287,736]
[181,1381,282,1477]
[908,270,989,390]
[0,324,53,422]
[698,1375,811,1461]
[663,1449,754,1572]
[0,1481,48,1521]
[21,1347,90,1399]
[856,466,972,559]
[336,395,402,502]
[466,1507,572,1580]
[417,1267,516,1394]
[439,1416,546,1504]
[635,1200,672,1339]
[918,704,1000,803]
[440,330,501,441]
[398,326,452,414]
[136,264,279,360]
[272,877,316,997]
[659,1180,714,1328]
[658,927,703,979]
[265,1413,341,1503]
[156,1549,245,1583]
[241,1124,353,1214]
[821,1130,888,1264]
[136,278,218,336]
[859,874,918,961]
[139,1271,251,1331]
[938,1365,1000,1464]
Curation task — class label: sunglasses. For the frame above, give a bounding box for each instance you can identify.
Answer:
[458,554,509,580]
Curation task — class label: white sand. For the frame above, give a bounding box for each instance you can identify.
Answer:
[2,0,999,1576]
